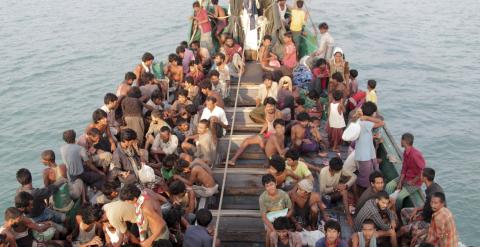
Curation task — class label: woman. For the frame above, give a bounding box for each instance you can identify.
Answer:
[328,47,350,85]
[277,76,295,121]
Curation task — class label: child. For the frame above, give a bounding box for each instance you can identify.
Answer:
[349,69,359,96]
[145,110,171,151]
[327,90,346,152]
[173,119,192,144]
[187,60,205,85]
[312,58,330,95]
[258,35,281,71]
[171,90,193,119]
[366,79,377,105]
[294,98,306,116]
[315,220,348,247]
[282,32,297,70]
[267,155,300,190]
[70,205,103,247]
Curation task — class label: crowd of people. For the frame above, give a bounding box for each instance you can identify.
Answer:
[0,0,459,247]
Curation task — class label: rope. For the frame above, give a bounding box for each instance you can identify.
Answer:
[211,46,247,247]
[304,0,319,43]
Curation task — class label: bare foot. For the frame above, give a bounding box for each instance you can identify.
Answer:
[227,160,236,167]
[318,151,328,158]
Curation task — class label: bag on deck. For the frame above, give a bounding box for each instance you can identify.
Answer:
[300,230,325,246]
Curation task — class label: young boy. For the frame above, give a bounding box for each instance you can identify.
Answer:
[165,54,184,90]
[269,217,302,247]
[365,79,377,105]
[327,90,346,152]
[267,155,300,189]
[285,149,315,181]
[264,119,288,159]
[349,69,359,96]
[315,220,348,247]
[173,119,192,144]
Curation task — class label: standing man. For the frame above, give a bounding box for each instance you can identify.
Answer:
[314,22,334,59]
[289,0,308,52]
[192,2,214,56]
[385,133,426,209]
[426,192,458,247]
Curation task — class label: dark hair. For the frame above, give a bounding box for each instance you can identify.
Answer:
[87,128,101,138]
[422,167,435,181]
[263,35,272,41]
[262,174,276,186]
[262,72,273,81]
[192,1,200,8]
[324,219,341,232]
[208,70,220,78]
[296,0,304,8]
[375,191,390,200]
[92,109,107,124]
[163,154,178,168]
[362,218,376,228]
[184,76,194,85]
[177,159,190,170]
[367,79,377,89]
[176,118,188,127]
[419,243,435,247]
[263,97,277,106]
[160,126,171,134]
[4,207,21,221]
[214,52,226,61]
[206,96,217,104]
[15,191,33,209]
[332,72,344,83]
[41,149,55,162]
[127,86,142,98]
[329,157,343,171]
[78,205,102,225]
[16,168,32,185]
[186,104,198,115]
[141,72,155,84]
[369,171,384,184]
[295,97,305,106]
[211,0,219,4]
[177,89,188,99]
[180,41,188,48]
[169,180,186,195]
[273,119,285,128]
[361,102,377,116]
[165,207,182,227]
[63,129,76,143]
[308,90,319,100]
[349,69,358,78]
[120,128,137,142]
[125,71,137,81]
[199,119,210,126]
[273,216,291,230]
[0,233,7,244]
[401,132,414,146]
[315,58,327,67]
[199,80,212,90]
[142,52,154,62]
[176,46,186,54]
[119,184,141,201]
[269,154,286,172]
[296,112,310,122]
[196,208,213,227]
[431,192,446,203]
[152,239,174,247]
[101,180,121,197]
[191,40,200,47]
[319,22,329,30]
[333,90,343,101]
[285,149,300,161]
[284,31,293,39]
[151,89,163,101]
[104,93,118,105]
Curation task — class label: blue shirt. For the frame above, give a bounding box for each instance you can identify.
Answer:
[183,225,213,247]
[354,121,376,161]
[315,238,348,247]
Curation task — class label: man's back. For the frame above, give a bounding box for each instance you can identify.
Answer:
[60,143,86,177]
[183,225,212,247]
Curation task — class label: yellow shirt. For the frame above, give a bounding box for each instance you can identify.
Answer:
[366,89,377,105]
[286,161,312,181]
[290,9,306,32]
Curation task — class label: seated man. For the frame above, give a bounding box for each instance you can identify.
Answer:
[221,35,245,77]
[77,128,113,173]
[181,119,217,164]
[200,96,229,138]
[425,192,458,246]
[356,171,386,212]
[259,174,293,247]
[351,219,378,247]
[291,112,328,157]
[151,126,179,163]
[168,181,197,226]
[183,208,220,247]
[111,129,145,184]
[86,108,116,153]
[90,180,121,206]
[100,93,120,137]
[199,80,225,109]
[289,179,327,231]
[269,217,303,247]
[285,149,317,182]
[173,159,218,198]
[264,119,288,159]
[353,191,398,247]
[249,73,279,124]
[116,72,136,97]
[267,154,300,190]
[319,157,356,225]
[212,53,230,99]
[315,220,348,247]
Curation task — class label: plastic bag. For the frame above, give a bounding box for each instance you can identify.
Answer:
[138,164,156,184]
[342,121,361,141]
[300,230,325,246]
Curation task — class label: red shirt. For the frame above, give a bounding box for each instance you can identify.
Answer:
[196,9,212,33]
[224,44,242,64]
[401,146,426,187]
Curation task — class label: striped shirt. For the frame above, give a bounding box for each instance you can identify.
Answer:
[427,207,458,247]
[353,199,396,232]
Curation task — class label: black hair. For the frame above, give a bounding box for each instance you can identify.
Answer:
[273,216,291,230]
[104,93,118,105]
[163,154,178,168]
[0,233,7,244]
[87,128,101,137]
[263,97,277,106]
[92,109,107,124]
[422,167,435,181]
[214,52,226,61]
[369,171,384,183]
[16,168,32,185]
[176,46,186,54]
[285,149,300,161]
[361,101,377,116]
[101,180,121,198]
[319,22,329,30]
[160,126,171,134]
[120,128,137,142]
[169,180,186,195]
[419,243,435,247]
[431,192,446,203]
[308,90,319,100]
[272,119,285,128]
[127,86,142,98]
[295,97,305,106]
[151,90,163,101]
[262,72,273,81]
[191,40,200,47]
[141,72,155,84]
[329,157,343,172]
[41,150,55,162]
[63,129,76,143]
[119,184,141,201]
[211,0,219,4]
[168,53,179,63]
[180,41,188,48]
[184,76,194,85]
[284,31,293,39]
[196,208,213,227]
[333,90,343,101]
[177,159,190,170]
[192,1,200,8]
[165,207,182,227]
[332,72,344,83]
[324,219,341,232]
[206,96,217,104]
[199,119,210,126]
[349,69,358,78]
[401,132,414,146]
[142,52,154,62]
[263,35,272,41]
[269,154,286,172]
[296,0,304,8]
[199,80,212,90]
[362,218,376,228]
[262,174,276,186]
[208,70,220,78]
[14,191,33,209]
[4,207,21,221]
[367,79,377,89]
[315,58,327,67]
[176,118,188,126]
[78,205,102,225]
[152,240,174,247]
[375,191,390,200]
[296,112,310,122]
[186,104,198,115]
[177,89,188,98]
[125,71,137,81]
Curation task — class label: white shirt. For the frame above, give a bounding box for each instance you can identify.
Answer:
[316,32,335,59]
[201,106,229,135]
[256,82,279,102]
[143,99,163,115]
[152,134,178,155]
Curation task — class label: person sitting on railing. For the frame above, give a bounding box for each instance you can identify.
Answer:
[164,54,184,94]
[116,72,136,97]
[172,159,218,198]
[176,45,195,75]
[133,52,155,86]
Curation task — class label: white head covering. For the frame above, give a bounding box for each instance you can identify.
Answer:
[298,179,313,193]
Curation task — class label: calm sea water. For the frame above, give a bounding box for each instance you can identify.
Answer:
[1,0,479,243]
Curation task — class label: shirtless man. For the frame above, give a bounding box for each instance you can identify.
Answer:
[120,184,169,247]
[168,181,197,226]
[265,119,288,159]
[289,179,328,231]
[173,159,218,198]
[116,72,137,97]
[134,52,155,86]
[165,54,184,89]
[228,98,283,165]
[86,109,116,153]
[291,112,328,157]
[267,154,300,189]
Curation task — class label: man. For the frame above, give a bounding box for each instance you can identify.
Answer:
[319,157,356,225]
[200,96,229,138]
[249,73,279,124]
[426,192,458,247]
[15,168,66,224]
[399,168,445,245]
[277,0,288,27]
[134,52,155,86]
[213,53,230,99]
[267,155,300,189]
[183,208,221,247]
[315,220,348,247]
[291,112,328,157]
[116,72,137,97]
[181,119,216,164]
[77,128,113,173]
[209,70,227,100]
[151,126,179,163]
[314,22,334,59]
[173,159,218,198]
[120,184,169,246]
[289,0,308,52]
[264,118,288,159]
[103,199,137,247]
[176,45,195,74]
[85,108,117,153]
[353,191,397,247]
[386,133,426,209]
[199,80,225,109]
[60,129,105,190]
[221,35,245,77]
[351,219,378,247]
[190,40,211,67]
[111,128,144,184]
[285,149,315,182]
[192,2,214,55]
[100,93,121,137]
[356,171,385,212]
[288,179,327,231]
[269,217,302,247]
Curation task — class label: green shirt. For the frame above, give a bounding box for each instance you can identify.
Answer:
[259,189,292,214]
